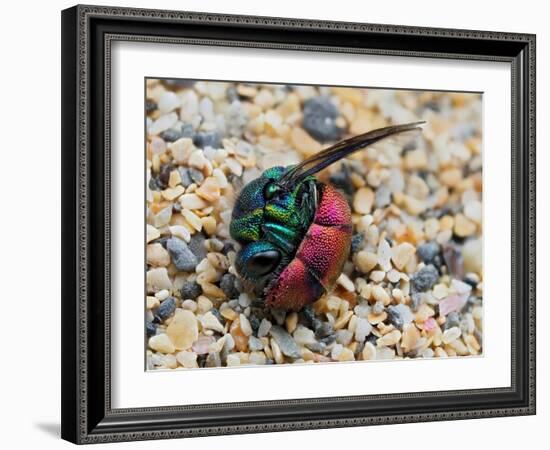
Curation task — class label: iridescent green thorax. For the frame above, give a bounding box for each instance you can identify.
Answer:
[230,166,317,279]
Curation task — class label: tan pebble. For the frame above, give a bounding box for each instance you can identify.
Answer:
[197,296,213,314]
[181,209,202,232]
[391,288,404,303]
[290,127,322,157]
[337,347,355,362]
[201,216,217,236]
[146,224,161,243]
[377,238,392,271]
[355,251,378,274]
[221,308,238,321]
[208,335,227,353]
[195,177,221,202]
[200,282,226,299]
[166,310,198,351]
[176,351,198,368]
[403,195,426,215]
[179,193,208,210]
[146,296,160,310]
[404,149,428,170]
[169,138,194,164]
[188,149,209,170]
[464,200,482,225]
[212,168,228,189]
[230,318,249,352]
[147,267,172,291]
[401,323,421,352]
[168,169,182,188]
[369,270,385,282]
[440,167,462,188]
[463,238,482,274]
[147,243,170,267]
[161,185,185,202]
[264,110,283,136]
[270,339,284,364]
[200,311,225,333]
[433,347,448,358]
[362,342,377,360]
[149,333,176,354]
[433,283,449,299]
[424,218,440,240]
[454,213,476,237]
[464,334,481,352]
[337,273,355,292]
[414,304,435,323]
[348,315,358,333]
[367,311,387,325]
[372,285,391,306]
[439,215,455,231]
[239,314,253,336]
[349,108,372,135]
[407,175,430,199]
[226,354,241,366]
[449,338,469,356]
[237,84,257,98]
[334,311,354,330]
[391,242,416,270]
[207,252,228,270]
[285,312,298,334]
[254,89,275,109]
[169,225,191,243]
[353,187,374,214]
[377,329,401,347]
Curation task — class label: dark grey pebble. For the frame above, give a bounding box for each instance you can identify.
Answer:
[305,342,326,353]
[269,326,301,358]
[417,241,441,265]
[443,244,465,279]
[160,128,182,143]
[158,164,172,187]
[314,322,334,340]
[219,273,240,299]
[164,79,196,88]
[156,297,176,321]
[444,311,460,330]
[319,334,336,346]
[166,238,198,272]
[463,274,479,289]
[187,233,207,262]
[411,264,439,292]
[226,86,239,102]
[410,292,422,311]
[148,176,163,191]
[205,352,222,367]
[351,233,364,253]
[180,281,202,300]
[193,131,221,149]
[329,165,354,196]
[178,167,193,187]
[302,96,344,143]
[145,100,157,113]
[270,309,287,326]
[366,334,378,346]
[249,315,261,335]
[387,305,404,330]
[210,308,225,325]
[146,321,157,337]
[188,167,204,184]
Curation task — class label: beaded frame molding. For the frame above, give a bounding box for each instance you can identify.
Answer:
[61,4,536,444]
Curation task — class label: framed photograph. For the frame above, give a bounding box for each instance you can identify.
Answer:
[61,4,536,444]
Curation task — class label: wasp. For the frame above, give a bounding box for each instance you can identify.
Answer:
[230,122,423,311]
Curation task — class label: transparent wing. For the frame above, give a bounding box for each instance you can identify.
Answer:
[279,122,424,188]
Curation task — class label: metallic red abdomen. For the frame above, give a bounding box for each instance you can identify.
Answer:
[265,184,352,310]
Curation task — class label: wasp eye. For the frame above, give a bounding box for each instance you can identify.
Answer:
[245,250,281,278]
[264,182,281,200]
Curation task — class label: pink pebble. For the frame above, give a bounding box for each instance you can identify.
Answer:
[439,293,469,316]
[424,317,437,331]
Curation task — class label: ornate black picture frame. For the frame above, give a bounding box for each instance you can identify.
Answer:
[61,4,536,444]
